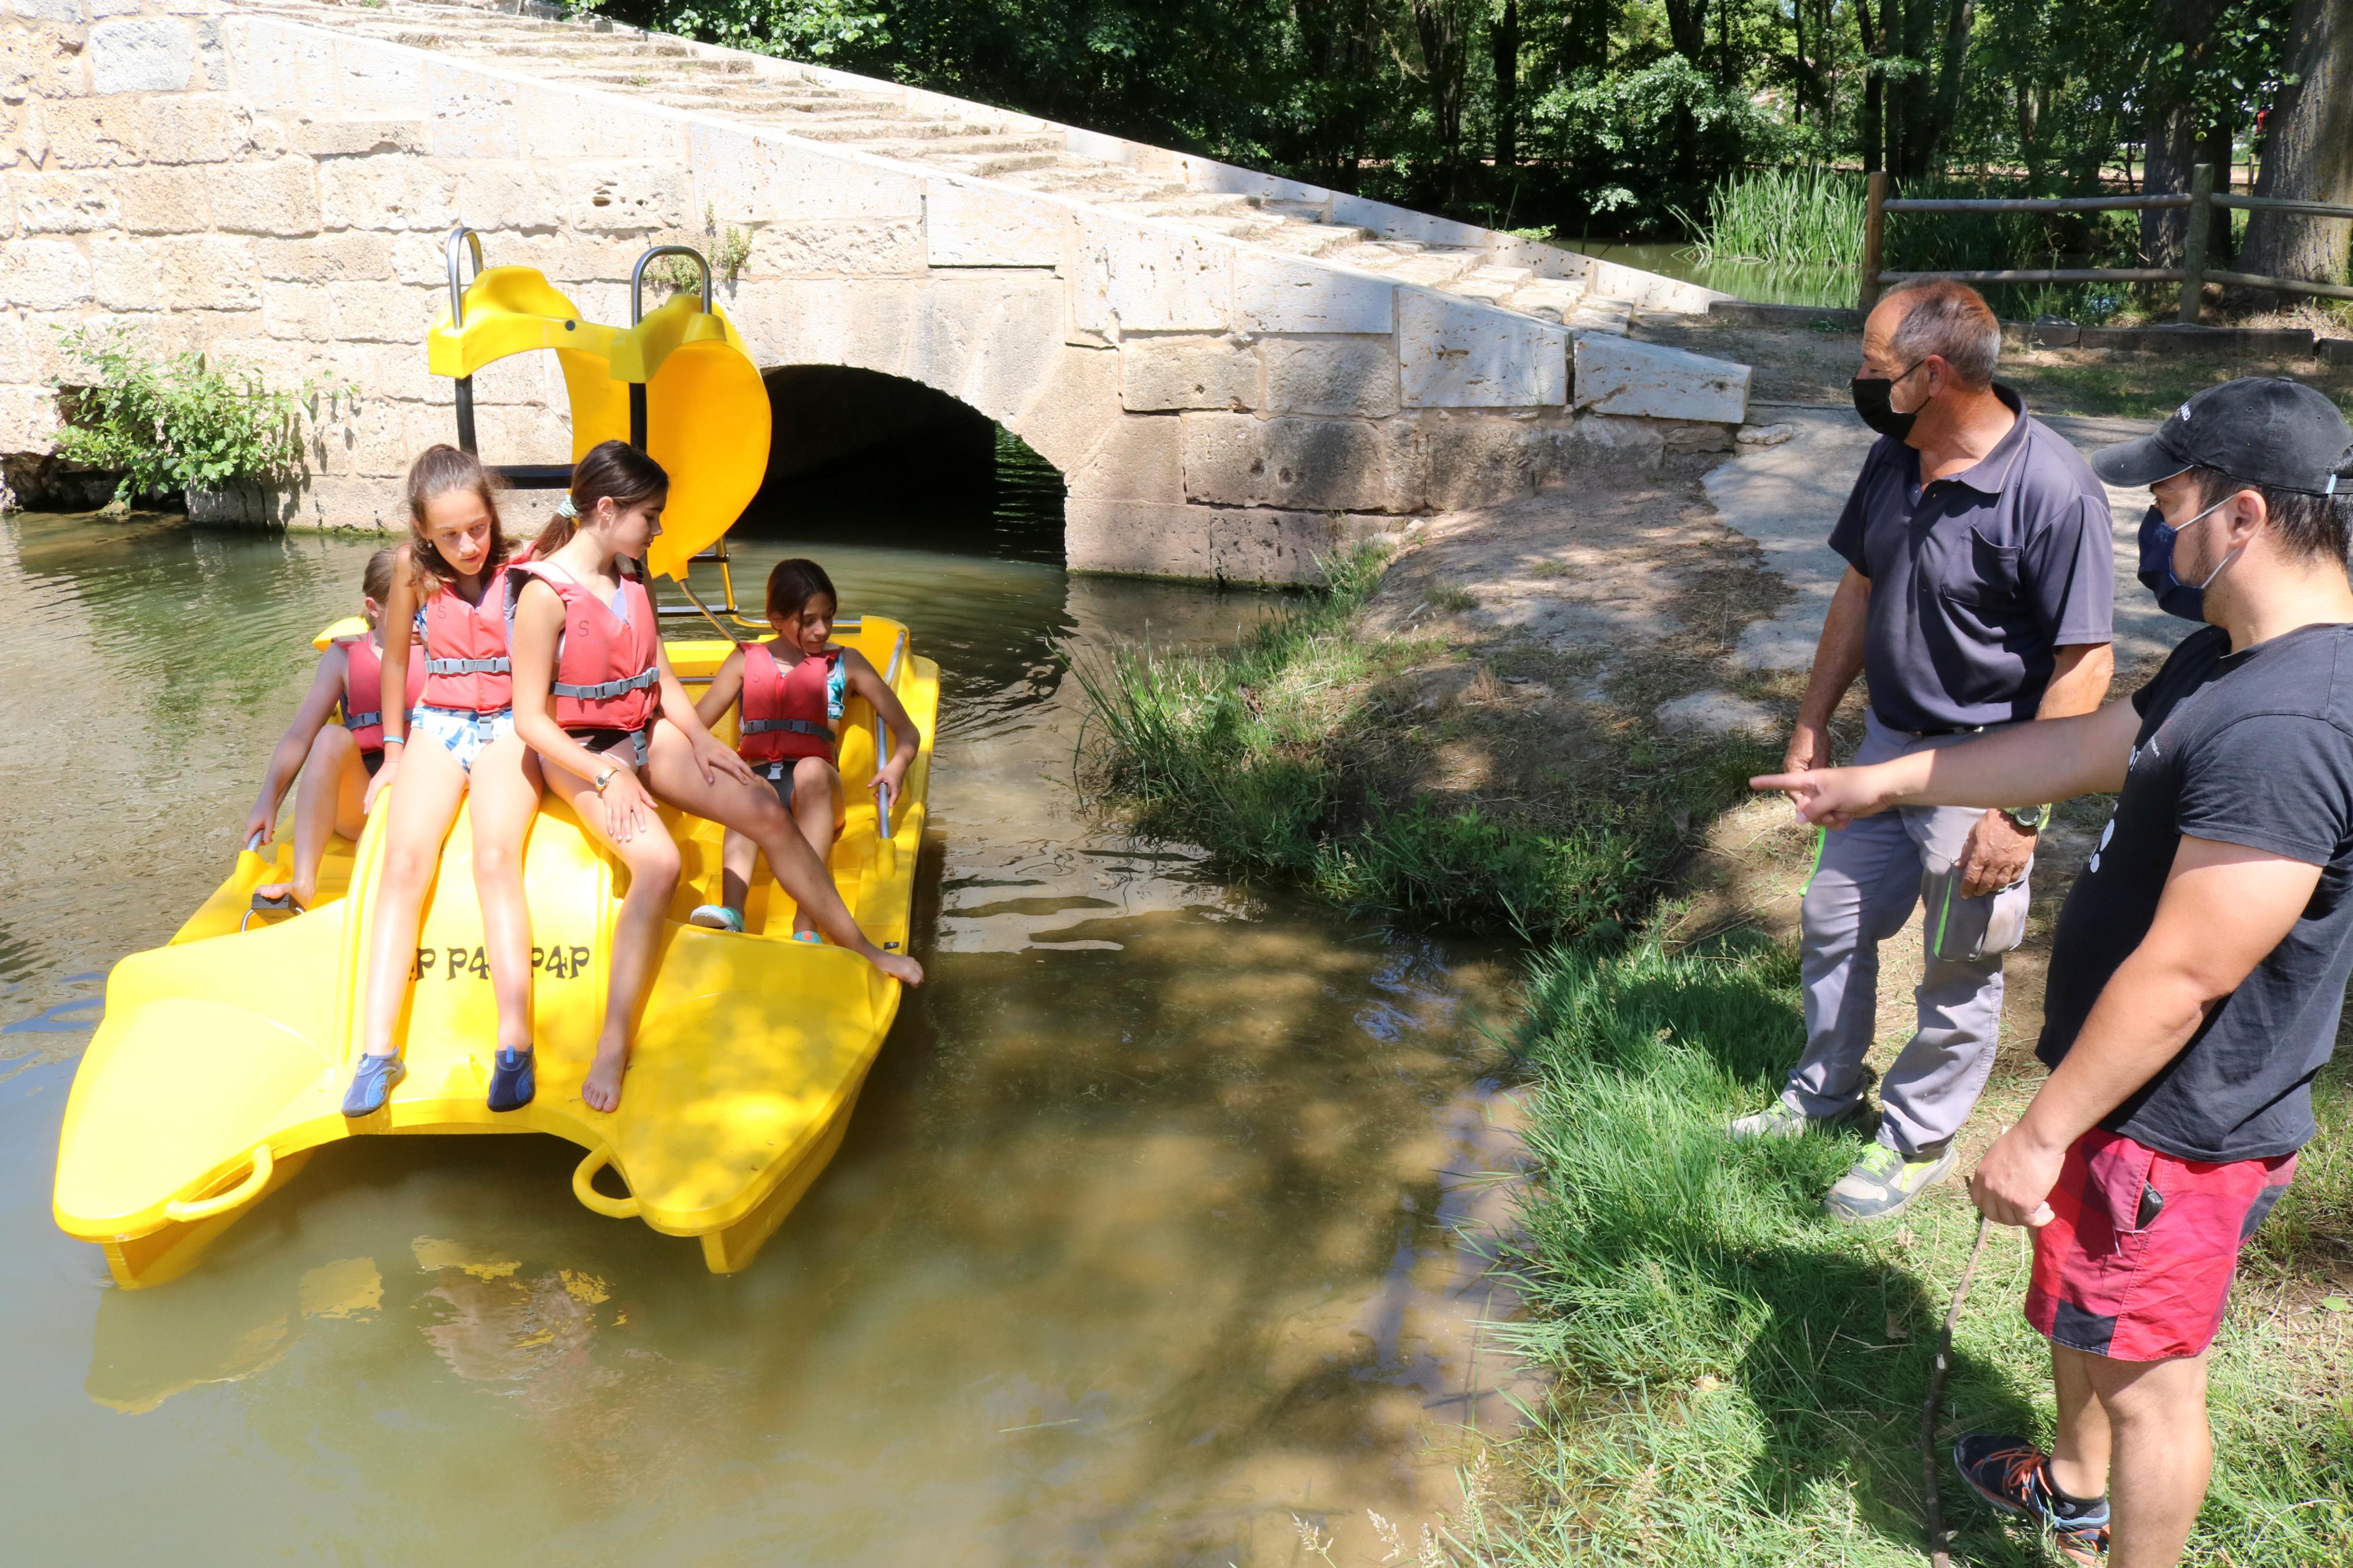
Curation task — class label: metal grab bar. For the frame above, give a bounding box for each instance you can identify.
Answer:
[630,244,713,325]
[445,225,485,328]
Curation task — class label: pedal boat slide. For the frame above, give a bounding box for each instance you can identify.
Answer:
[53,232,938,1286]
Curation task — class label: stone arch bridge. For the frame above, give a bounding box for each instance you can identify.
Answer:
[1,0,1752,582]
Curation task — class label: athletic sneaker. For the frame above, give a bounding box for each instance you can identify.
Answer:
[1823,1139,1958,1222]
[1951,1434,2111,1565]
[688,904,746,933]
[1727,1093,1871,1142]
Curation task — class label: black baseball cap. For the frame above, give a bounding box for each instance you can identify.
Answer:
[2091,376,2353,496]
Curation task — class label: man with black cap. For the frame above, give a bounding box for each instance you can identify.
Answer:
[1754,376,2353,1567]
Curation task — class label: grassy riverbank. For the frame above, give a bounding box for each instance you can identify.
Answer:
[1073,547,1765,940]
[1456,935,2353,1566]
[1078,528,2351,1567]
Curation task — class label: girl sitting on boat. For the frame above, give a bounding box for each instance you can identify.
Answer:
[686,558,920,940]
[343,447,545,1119]
[508,441,923,1114]
[244,547,425,915]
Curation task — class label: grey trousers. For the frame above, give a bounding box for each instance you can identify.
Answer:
[1783,712,2032,1157]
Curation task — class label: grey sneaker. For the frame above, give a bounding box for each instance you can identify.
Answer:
[1728,1095,1869,1142]
[1825,1140,1958,1222]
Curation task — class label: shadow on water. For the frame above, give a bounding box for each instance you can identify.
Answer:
[0,433,1541,1565]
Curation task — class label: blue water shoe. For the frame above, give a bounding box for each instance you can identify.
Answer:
[488,1048,535,1112]
[342,1052,406,1117]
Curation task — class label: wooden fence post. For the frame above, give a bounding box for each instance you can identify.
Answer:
[1861,170,1889,313]
[2180,161,2213,327]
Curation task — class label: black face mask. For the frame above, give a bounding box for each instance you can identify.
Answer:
[2135,497,2235,624]
[1850,358,1928,439]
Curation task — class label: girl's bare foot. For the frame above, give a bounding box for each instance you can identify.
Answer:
[581,1038,630,1113]
[253,880,312,907]
[869,949,922,986]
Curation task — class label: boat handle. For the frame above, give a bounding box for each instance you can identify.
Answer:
[570,1146,641,1219]
[165,1144,274,1222]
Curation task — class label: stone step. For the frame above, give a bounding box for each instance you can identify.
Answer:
[241,0,1712,346]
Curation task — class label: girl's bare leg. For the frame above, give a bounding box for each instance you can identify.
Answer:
[786,756,842,938]
[718,827,758,915]
[544,751,680,1113]
[258,727,367,907]
[358,737,470,1058]
[639,722,921,985]
[465,732,544,1054]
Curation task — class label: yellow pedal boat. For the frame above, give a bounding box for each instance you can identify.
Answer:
[52,233,938,1286]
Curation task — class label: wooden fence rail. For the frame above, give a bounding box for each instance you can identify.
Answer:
[1859,165,2353,321]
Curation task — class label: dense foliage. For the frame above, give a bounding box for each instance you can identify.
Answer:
[50,327,321,506]
[582,0,2316,250]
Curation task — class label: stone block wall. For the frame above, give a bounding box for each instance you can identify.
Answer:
[0,2,1748,583]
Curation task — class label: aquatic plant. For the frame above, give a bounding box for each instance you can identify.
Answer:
[48,325,330,507]
[1685,165,1865,273]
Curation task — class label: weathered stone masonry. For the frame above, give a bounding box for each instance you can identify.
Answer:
[1,0,1752,583]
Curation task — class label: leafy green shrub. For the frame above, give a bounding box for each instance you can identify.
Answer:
[50,325,321,506]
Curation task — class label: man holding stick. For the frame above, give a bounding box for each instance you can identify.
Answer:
[1754,377,2353,1567]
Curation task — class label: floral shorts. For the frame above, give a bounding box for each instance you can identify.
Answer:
[409,704,516,775]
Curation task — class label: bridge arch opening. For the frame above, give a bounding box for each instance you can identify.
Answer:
[734,366,1066,567]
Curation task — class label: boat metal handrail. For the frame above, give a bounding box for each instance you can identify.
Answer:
[630,245,714,325]
[445,224,485,328]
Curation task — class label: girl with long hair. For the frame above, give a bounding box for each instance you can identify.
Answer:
[344,446,544,1118]
[508,440,922,1113]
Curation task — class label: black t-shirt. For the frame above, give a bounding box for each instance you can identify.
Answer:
[2038,621,2353,1162]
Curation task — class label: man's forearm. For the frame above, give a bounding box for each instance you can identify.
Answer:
[1854,703,2133,810]
[1796,571,1870,728]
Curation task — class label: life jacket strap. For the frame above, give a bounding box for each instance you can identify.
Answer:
[552,665,660,702]
[345,709,381,731]
[743,717,833,738]
[427,656,512,675]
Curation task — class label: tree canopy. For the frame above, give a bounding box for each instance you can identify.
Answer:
[585,0,2344,281]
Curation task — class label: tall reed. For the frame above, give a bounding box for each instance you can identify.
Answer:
[1687,165,1865,272]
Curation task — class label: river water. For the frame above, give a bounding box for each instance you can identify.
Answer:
[0,488,1535,1564]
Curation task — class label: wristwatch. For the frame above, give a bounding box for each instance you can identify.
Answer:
[2003,803,2051,833]
[593,767,617,794]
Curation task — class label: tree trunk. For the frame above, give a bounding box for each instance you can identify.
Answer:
[1492,0,1517,171]
[1663,0,1708,63]
[1857,0,1883,175]
[1912,0,1975,179]
[2136,0,2231,268]
[1408,0,1472,205]
[2242,0,2353,286]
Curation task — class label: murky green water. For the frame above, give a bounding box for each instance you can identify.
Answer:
[0,499,1532,1564]
[1584,239,1854,307]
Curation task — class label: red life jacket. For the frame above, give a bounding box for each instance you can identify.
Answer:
[509,560,662,732]
[340,632,428,752]
[739,641,842,764]
[415,568,514,712]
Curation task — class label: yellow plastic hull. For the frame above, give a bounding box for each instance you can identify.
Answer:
[54,623,936,1287]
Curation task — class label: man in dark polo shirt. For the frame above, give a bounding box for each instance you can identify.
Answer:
[1732,279,2117,1223]
[1755,378,2353,1567]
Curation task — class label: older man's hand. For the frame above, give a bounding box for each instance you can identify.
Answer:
[1957,808,2033,898]
[1780,720,1834,800]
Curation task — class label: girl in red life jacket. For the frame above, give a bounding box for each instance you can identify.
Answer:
[244,547,427,914]
[687,557,920,938]
[509,440,925,1114]
[342,447,546,1120]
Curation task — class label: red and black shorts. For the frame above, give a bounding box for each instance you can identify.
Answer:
[2025,1128,2295,1362]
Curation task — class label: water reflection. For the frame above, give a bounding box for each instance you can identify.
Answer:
[2,506,1535,1565]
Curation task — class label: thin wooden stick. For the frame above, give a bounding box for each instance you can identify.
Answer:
[1925,1212,1993,1567]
